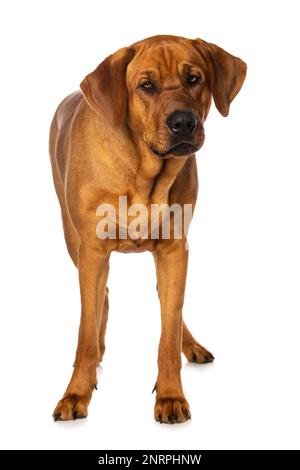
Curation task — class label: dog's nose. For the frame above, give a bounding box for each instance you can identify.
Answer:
[167,111,197,137]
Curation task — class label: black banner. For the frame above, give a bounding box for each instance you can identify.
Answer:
[0,450,294,465]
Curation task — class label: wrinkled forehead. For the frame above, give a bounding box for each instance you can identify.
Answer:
[127,41,203,83]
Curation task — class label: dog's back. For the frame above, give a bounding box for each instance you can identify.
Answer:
[49,91,83,189]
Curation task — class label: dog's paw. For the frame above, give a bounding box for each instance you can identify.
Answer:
[52,394,90,421]
[154,397,191,424]
[184,342,214,364]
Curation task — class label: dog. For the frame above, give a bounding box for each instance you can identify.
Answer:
[49,35,246,424]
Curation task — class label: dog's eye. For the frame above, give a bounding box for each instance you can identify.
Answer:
[139,80,154,91]
[187,75,201,85]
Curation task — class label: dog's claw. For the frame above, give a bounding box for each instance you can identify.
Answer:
[204,353,214,362]
[73,410,86,420]
[94,384,98,390]
[187,344,214,364]
[53,412,61,422]
[168,415,174,424]
[155,397,190,424]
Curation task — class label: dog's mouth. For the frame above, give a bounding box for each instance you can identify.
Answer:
[151,142,199,158]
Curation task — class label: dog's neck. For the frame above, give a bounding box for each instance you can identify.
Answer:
[131,139,188,206]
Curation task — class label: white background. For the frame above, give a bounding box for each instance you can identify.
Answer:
[0,0,299,450]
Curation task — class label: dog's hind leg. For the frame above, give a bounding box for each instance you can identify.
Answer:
[182,322,214,363]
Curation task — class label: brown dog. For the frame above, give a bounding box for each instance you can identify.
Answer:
[49,35,246,424]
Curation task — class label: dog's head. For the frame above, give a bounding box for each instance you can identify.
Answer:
[81,35,247,158]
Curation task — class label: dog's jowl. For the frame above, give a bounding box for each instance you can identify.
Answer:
[49,35,246,424]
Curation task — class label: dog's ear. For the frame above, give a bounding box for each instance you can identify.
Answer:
[193,38,247,116]
[80,47,135,126]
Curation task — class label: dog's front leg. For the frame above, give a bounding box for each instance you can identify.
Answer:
[153,240,191,424]
[53,244,109,421]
